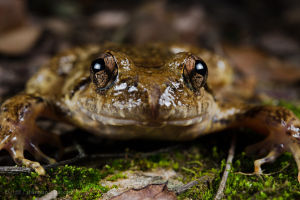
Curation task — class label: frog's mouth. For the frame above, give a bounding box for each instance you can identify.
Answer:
[80,107,204,127]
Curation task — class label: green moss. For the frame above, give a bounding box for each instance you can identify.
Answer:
[106,172,127,181]
[0,165,112,199]
[134,153,177,170]
[222,151,300,199]
[178,147,300,199]
[69,184,109,200]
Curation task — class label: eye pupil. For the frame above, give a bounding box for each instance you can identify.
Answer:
[195,62,203,70]
[195,60,207,76]
[94,63,101,70]
[91,58,105,73]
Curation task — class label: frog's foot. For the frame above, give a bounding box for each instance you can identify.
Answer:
[0,94,61,175]
[245,135,285,175]
[242,106,300,182]
[5,128,60,175]
[253,146,283,174]
[8,145,46,175]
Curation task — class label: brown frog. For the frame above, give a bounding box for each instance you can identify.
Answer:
[0,43,299,182]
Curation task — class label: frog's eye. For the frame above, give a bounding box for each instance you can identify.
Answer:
[183,56,208,92]
[90,53,118,91]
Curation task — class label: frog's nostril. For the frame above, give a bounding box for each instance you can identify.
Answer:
[148,84,161,119]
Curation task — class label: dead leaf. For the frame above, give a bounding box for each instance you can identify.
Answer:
[110,183,177,200]
[0,24,42,55]
[101,169,181,200]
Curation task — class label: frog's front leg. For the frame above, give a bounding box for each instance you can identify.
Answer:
[0,94,61,175]
[235,106,300,181]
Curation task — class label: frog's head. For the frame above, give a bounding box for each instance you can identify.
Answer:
[77,45,219,127]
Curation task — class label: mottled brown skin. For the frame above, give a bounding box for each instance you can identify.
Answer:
[0,44,299,182]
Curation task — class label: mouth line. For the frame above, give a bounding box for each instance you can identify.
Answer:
[81,108,203,126]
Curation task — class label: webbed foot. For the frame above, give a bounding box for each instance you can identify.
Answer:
[0,94,61,175]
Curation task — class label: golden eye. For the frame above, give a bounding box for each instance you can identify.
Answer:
[90,53,118,91]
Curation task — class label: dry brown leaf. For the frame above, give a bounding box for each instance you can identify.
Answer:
[0,24,42,55]
[110,183,177,200]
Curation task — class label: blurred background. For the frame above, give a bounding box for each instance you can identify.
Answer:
[0,0,299,102]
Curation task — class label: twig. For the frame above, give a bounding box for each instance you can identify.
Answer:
[175,175,211,195]
[44,155,86,170]
[235,163,290,176]
[234,171,254,176]
[0,166,32,174]
[264,163,290,175]
[176,180,199,194]
[235,171,265,181]
[214,135,236,200]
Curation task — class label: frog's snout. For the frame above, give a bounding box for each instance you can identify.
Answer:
[147,84,161,120]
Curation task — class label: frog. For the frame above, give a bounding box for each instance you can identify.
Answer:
[0,43,299,182]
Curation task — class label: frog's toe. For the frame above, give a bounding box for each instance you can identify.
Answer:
[28,143,56,164]
[253,148,282,175]
[7,146,46,175]
[246,136,284,175]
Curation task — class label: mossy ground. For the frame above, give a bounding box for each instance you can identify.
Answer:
[0,101,299,200]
